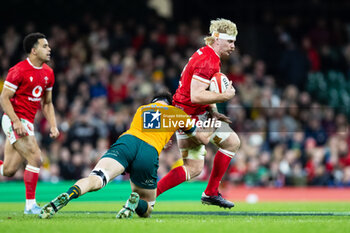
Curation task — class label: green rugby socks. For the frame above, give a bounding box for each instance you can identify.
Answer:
[135,199,148,216]
[67,185,81,200]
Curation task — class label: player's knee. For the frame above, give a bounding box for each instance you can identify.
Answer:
[28,155,42,168]
[26,147,42,167]
[222,133,241,153]
[230,133,241,152]
[87,176,103,191]
[26,145,40,155]
[89,168,110,189]
[139,207,152,218]
[142,210,152,218]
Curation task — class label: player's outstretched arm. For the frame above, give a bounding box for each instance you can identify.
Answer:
[41,91,59,139]
[190,79,235,104]
[0,88,26,136]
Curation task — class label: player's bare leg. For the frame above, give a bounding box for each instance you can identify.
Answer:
[157,139,206,196]
[178,138,207,179]
[1,139,25,177]
[117,181,156,219]
[202,128,240,208]
[11,136,42,214]
[40,158,125,219]
[13,136,42,168]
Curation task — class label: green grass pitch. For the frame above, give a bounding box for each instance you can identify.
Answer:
[1,202,350,233]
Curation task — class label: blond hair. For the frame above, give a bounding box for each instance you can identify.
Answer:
[204,18,238,45]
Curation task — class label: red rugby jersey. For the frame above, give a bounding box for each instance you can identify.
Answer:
[4,58,55,123]
[173,45,220,116]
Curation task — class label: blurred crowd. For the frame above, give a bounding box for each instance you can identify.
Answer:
[0,11,350,187]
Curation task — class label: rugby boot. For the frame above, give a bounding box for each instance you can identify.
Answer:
[39,193,69,219]
[24,203,41,215]
[201,192,234,209]
[116,192,140,219]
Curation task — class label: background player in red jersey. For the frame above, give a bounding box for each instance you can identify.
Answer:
[0,33,59,214]
[157,19,240,208]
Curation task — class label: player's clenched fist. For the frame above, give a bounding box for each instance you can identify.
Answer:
[50,127,60,139]
[223,81,236,101]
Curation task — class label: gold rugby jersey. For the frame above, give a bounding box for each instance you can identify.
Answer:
[122,103,196,154]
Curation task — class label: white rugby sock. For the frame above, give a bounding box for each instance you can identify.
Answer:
[26,199,37,210]
[0,164,3,176]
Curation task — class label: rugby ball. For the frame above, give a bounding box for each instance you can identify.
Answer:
[209,72,230,93]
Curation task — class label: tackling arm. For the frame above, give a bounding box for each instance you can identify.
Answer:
[208,103,232,124]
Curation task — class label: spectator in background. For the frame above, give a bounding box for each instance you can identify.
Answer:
[279,41,310,89]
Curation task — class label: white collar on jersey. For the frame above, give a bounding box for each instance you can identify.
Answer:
[26,58,43,69]
[211,31,236,40]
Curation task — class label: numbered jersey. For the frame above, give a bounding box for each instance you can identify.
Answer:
[173,45,221,116]
[3,58,55,123]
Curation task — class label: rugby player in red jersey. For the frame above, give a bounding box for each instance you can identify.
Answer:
[157,19,240,208]
[0,33,59,214]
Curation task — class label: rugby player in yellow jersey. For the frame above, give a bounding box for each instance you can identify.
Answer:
[39,92,215,219]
